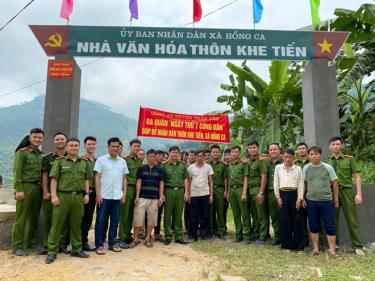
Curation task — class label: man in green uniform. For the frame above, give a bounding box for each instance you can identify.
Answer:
[41,132,68,254]
[118,139,142,248]
[45,138,92,264]
[162,146,189,245]
[208,145,228,239]
[246,141,268,243]
[325,136,364,255]
[81,136,97,251]
[294,142,310,246]
[12,128,44,256]
[228,146,251,243]
[265,143,282,245]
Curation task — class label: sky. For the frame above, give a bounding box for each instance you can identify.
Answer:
[0,0,367,118]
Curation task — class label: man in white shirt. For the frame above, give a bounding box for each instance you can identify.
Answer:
[187,150,214,241]
[94,137,129,255]
[274,148,304,251]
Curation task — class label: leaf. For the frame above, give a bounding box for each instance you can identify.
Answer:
[267,61,289,95]
[217,95,230,103]
[226,62,267,93]
[338,48,375,90]
[220,84,235,91]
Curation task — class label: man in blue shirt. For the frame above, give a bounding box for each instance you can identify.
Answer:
[94,137,129,255]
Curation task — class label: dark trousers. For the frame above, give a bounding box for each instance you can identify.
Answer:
[184,202,190,231]
[188,195,210,239]
[280,191,304,251]
[81,190,96,244]
[224,198,229,232]
[95,199,120,248]
[154,203,164,235]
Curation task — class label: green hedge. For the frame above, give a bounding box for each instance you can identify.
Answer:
[361,161,375,184]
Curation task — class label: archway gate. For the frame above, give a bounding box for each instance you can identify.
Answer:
[30,25,349,155]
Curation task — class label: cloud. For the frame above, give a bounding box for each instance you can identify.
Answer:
[0,0,367,117]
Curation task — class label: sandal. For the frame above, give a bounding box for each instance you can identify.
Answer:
[328,251,342,259]
[144,240,153,248]
[308,250,320,256]
[127,240,140,249]
[95,247,106,255]
[108,245,122,252]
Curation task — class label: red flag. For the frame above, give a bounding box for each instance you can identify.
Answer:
[60,0,73,21]
[193,0,202,22]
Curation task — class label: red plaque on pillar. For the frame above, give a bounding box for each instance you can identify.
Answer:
[47,60,74,79]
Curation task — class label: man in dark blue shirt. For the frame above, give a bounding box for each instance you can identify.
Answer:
[130,149,165,248]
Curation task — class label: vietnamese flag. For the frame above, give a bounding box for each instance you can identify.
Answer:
[193,0,202,22]
[60,0,73,21]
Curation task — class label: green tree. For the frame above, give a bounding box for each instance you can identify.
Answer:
[217,61,304,151]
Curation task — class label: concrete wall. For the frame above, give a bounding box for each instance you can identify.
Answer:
[339,184,375,245]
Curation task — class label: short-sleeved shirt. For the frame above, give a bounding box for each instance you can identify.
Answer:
[94,154,129,200]
[228,160,249,188]
[13,146,43,192]
[137,164,164,199]
[248,156,268,191]
[188,163,214,197]
[267,158,283,190]
[50,156,93,192]
[324,154,360,188]
[162,161,189,188]
[303,162,338,201]
[124,154,143,186]
[208,160,228,187]
[42,151,67,191]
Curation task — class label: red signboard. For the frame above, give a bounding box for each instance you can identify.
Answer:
[47,60,74,79]
[137,107,230,143]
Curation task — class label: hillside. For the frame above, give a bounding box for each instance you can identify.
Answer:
[0,96,199,186]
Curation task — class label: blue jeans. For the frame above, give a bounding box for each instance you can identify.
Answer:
[307,200,336,236]
[95,199,121,248]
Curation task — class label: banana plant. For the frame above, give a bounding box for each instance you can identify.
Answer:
[217,60,304,151]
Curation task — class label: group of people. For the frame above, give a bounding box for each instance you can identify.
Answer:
[11,127,365,265]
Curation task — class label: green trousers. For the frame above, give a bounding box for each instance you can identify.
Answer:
[12,183,42,250]
[212,187,226,236]
[336,188,362,249]
[48,193,84,255]
[43,199,69,248]
[248,187,260,239]
[253,187,269,241]
[118,185,135,241]
[228,188,251,240]
[164,188,184,240]
[266,190,280,241]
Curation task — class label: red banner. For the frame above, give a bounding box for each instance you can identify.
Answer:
[137,107,230,143]
[48,60,73,79]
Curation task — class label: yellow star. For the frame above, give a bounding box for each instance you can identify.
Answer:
[318,39,333,54]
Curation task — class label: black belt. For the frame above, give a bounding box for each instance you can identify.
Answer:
[58,190,83,195]
[280,188,297,192]
[165,186,183,190]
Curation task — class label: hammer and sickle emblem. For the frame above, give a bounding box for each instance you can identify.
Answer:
[44,33,62,48]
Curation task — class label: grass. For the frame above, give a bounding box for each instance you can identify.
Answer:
[191,209,375,281]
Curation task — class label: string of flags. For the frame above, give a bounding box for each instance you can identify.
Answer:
[59,0,320,28]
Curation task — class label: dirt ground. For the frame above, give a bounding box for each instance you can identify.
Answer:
[0,240,223,281]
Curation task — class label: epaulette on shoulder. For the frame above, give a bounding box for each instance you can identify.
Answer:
[162,160,170,164]
[124,155,130,160]
[56,156,66,160]
[19,147,29,151]
[240,159,248,164]
[344,154,354,159]
[42,152,53,157]
[80,156,89,161]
